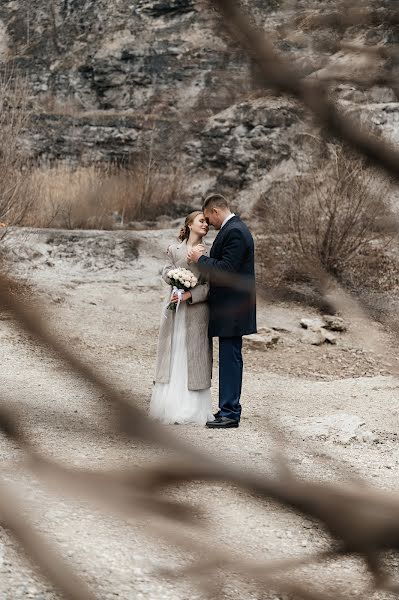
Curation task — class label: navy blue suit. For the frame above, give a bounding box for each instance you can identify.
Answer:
[198,215,256,421]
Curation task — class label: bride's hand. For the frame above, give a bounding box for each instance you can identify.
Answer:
[171,291,192,303]
[188,245,206,263]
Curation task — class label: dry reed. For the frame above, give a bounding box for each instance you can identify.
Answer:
[22,161,188,229]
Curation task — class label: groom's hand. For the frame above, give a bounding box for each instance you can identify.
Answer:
[188,245,206,263]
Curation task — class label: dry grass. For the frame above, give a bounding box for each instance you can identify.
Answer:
[0,71,39,226]
[22,160,188,229]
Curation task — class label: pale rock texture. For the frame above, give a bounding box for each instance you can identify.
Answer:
[244,328,280,350]
[0,0,397,205]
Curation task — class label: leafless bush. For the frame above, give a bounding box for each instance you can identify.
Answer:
[285,147,393,277]
[255,146,398,306]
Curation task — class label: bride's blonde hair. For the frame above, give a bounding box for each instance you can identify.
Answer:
[178,210,203,242]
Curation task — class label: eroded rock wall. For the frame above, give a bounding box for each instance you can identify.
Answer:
[0,0,398,208]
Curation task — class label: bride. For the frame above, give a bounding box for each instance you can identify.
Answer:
[150,211,214,425]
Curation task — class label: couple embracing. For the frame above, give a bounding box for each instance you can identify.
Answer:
[150,194,256,429]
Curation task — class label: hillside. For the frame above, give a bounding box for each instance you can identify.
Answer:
[0,0,398,210]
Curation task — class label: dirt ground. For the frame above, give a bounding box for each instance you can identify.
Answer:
[1,227,399,600]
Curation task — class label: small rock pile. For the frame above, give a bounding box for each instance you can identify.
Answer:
[300,315,346,346]
[245,315,347,351]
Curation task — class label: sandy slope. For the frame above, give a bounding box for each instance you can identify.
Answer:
[0,227,399,600]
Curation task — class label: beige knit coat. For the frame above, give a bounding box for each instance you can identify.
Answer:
[154,239,212,391]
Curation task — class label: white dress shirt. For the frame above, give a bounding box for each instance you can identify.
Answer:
[221,213,235,229]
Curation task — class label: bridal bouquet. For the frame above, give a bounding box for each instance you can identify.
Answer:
[166,267,197,311]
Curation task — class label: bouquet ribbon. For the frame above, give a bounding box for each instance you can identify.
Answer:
[164,286,184,318]
[172,286,183,312]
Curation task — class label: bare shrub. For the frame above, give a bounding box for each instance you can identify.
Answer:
[23,159,189,229]
[286,147,393,277]
[255,147,399,307]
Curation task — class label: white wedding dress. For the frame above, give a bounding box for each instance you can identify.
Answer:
[150,303,214,425]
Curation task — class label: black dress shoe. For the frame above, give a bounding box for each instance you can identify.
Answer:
[206,417,239,429]
[213,411,221,419]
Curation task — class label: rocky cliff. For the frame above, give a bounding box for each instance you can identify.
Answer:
[0,0,398,210]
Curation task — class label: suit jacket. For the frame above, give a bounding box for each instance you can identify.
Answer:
[154,240,212,390]
[198,215,257,338]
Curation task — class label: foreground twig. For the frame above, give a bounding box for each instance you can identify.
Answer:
[208,0,399,180]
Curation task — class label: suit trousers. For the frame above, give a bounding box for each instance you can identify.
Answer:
[219,336,243,422]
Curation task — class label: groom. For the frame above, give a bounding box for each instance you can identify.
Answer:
[188,194,256,429]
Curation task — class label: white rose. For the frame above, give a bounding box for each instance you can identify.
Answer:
[190,281,196,288]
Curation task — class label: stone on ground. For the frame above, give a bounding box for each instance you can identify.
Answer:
[300,329,327,346]
[322,315,347,332]
[245,330,280,350]
[300,318,326,330]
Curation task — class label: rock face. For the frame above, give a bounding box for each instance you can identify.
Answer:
[0,0,398,203]
[1,0,274,194]
[187,98,310,198]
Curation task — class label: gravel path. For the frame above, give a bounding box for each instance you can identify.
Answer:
[1,228,399,600]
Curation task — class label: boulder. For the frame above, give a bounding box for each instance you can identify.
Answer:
[300,329,327,346]
[244,331,280,350]
[323,330,337,344]
[322,315,347,332]
[300,318,325,330]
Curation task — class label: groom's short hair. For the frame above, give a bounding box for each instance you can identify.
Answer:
[202,194,230,211]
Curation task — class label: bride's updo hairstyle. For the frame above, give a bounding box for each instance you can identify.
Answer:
[178,210,203,242]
